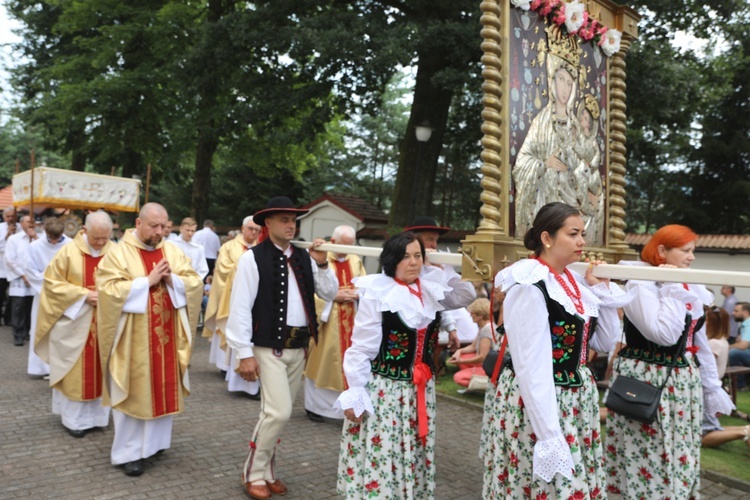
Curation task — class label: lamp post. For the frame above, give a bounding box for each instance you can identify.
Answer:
[409,121,433,225]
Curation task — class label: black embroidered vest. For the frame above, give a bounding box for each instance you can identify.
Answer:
[370,311,441,381]
[506,280,598,387]
[250,239,318,350]
[618,313,704,368]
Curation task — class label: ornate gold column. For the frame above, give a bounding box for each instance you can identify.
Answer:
[607,6,640,259]
[476,0,505,237]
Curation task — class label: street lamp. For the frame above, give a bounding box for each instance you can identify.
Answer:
[409,121,433,224]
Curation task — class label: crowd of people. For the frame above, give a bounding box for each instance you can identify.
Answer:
[2,197,747,499]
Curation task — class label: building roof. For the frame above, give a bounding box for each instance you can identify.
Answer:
[626,233,750,252]
[302,193,389,224]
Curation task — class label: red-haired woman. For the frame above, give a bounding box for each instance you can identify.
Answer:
[605,225,734,499]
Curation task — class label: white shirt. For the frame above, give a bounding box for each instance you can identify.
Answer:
[0,222,16,278]
[5,231,37,297]
[168,236,209,280]
[225,243,339,360]
[623,273,734,419]
[25,234,71,295]
[193,227,221,260]
[494,259,628,483]
[335,265,476,418]
[447,307,478,343]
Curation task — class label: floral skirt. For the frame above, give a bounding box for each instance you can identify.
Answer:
[479,381,497,461]
[482,366,606,499]
[604,356,702,499]
[337,374,436,499]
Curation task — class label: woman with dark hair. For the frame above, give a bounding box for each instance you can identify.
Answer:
[335,231,475,499]
[483,202,627,499]
[605,224,734,499]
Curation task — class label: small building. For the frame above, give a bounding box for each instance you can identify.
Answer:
[299,194,389,273]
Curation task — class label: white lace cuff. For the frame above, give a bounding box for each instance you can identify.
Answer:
[532,435,575,483]
[704,387,735,417]
[334,386,375,418]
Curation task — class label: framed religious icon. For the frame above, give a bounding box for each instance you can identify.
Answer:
[461,1,639,281]
[508,3,621,247]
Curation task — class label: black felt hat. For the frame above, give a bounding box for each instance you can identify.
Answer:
[253,196,309,225]
[404,216,450,235]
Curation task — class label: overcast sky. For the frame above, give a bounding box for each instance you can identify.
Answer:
[0,5,21,116]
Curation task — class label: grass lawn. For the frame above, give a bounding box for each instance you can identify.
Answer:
[435,365,750,483]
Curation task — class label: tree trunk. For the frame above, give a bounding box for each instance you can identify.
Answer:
[191,130,218,223]
[389,47,454,228]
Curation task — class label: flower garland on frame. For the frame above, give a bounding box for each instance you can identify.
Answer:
[511,0,622,56]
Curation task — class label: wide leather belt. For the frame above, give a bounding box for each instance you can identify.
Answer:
[283,326,311,349]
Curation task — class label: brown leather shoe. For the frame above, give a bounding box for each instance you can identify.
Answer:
[266,479,288,495]
[245,482,272,499]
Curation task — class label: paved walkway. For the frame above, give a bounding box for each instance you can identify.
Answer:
[1,325,747,499]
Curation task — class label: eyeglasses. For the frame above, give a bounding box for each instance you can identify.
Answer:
[247,228,260,232]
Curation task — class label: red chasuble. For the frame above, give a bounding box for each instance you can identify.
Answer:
[81,253,103,400]
[334,259,356,389]
[138,248,180,417]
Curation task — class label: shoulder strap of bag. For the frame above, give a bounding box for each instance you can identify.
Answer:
[490,334,507,386]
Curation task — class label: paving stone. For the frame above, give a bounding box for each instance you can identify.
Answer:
[1,325,747,499]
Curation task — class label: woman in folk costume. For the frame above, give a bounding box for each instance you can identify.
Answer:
[335,231,475,499]
[483,202,628,499]
[605,225,734,498]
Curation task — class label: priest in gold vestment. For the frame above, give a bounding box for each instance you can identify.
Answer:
[35,212,112,438]
[96,203,203,476]
[303,225,366,421]
[202,216,259,384]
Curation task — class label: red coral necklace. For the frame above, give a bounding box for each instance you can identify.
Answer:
[394,277,423,305]
[536,257,585,315]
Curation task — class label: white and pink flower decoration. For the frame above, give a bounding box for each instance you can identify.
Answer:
[515,0,621,56]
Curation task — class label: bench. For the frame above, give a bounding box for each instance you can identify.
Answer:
[723,366,750,405]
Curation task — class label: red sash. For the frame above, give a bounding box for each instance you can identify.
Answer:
[333,259,355,389]
[138,248,179,417]
[81,253,103,400]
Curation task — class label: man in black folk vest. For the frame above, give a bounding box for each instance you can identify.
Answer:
[225,196,338,500]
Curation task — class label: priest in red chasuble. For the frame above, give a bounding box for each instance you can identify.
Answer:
[35,211,112,438]
[303,225,366,421]
[96,203,203,477]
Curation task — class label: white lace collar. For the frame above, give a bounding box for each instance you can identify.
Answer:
[352,266,452,326]
[494,258,602,317]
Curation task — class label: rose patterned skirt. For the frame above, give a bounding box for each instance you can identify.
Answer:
[337,374,436,499]
[605,356,702,500]
[482,366,606,499]
[479,381,497,461]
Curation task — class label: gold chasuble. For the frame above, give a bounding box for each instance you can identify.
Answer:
[201,234,251,346]
[97,230,203,420]
[35,231,111,402]
[304,253,366,392]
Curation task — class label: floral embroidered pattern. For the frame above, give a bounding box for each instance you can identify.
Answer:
[338,375,436,498]
[551,320,577,363]
[605,356,702,498]
[384,331,409,361]
[483,367,606,498]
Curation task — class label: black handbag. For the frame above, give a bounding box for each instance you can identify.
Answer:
[604,331,688,424]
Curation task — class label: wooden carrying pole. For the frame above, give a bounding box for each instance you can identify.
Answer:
[30,149,35,216]
[144,163,152,204]
[292,241,750,288]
